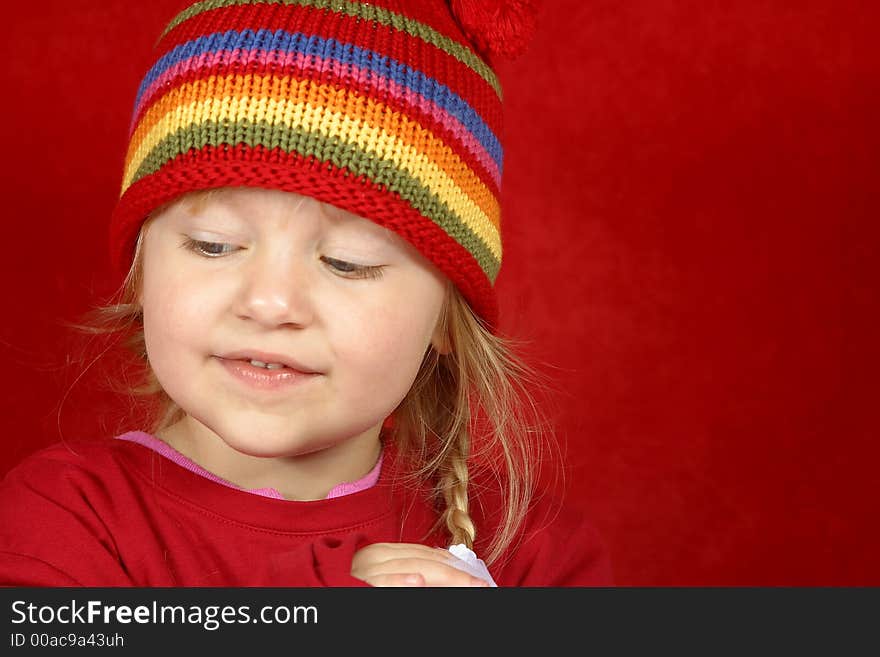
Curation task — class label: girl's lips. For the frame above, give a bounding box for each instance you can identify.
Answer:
[217,357,320,391]
[219,350,319,374]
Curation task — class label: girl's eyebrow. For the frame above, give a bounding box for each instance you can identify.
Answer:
[318,202,405,243]
[180,198,266,226]
[180,193,406,246]
[177,208,243,229]
[317,200,372,227]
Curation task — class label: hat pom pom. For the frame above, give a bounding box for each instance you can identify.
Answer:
[449,0,538,60]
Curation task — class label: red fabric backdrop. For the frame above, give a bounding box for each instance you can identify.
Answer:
[0,1,875,585]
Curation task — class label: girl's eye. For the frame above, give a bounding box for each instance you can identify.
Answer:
[322,256,385,280]
[181,238,384,280]
[181,238,238,257]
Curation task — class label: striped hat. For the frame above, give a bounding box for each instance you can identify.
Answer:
[109,0,536,330]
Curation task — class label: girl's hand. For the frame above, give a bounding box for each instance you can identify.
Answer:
[350,542,491,587]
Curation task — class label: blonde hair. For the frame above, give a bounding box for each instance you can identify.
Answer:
[66,193,564,566]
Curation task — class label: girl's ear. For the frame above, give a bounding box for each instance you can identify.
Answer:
[431,324,452,355]
[431,281,454,355]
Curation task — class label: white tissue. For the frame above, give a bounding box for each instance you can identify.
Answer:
[446,544,498,587]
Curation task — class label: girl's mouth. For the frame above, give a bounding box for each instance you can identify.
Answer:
[217,357,320,391]
[217,350,320,374]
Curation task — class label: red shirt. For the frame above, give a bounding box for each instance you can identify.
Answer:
[0,435,613,586]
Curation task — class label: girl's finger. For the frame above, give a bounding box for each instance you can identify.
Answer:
[361,557,482,587]
[361,572,426,587]
[360,544,455,567]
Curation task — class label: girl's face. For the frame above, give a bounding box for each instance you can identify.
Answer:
[139,187,448,485]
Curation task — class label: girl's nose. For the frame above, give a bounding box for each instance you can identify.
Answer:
[234,249,314,328]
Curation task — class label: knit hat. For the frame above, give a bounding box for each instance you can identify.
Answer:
[109,0,538,330]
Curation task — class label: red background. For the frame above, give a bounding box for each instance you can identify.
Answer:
[0,1,875,585]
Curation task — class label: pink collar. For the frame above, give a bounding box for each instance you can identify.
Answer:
[115,431,382,501]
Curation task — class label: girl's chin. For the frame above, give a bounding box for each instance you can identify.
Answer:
[213,430,337,459]
[202,415,382,458]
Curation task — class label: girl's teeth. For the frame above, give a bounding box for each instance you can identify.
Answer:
[248,359,285,369]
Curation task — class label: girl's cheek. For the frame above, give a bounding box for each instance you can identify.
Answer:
[329,322,389,372]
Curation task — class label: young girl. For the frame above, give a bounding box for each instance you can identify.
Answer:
[0,0,612,586]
